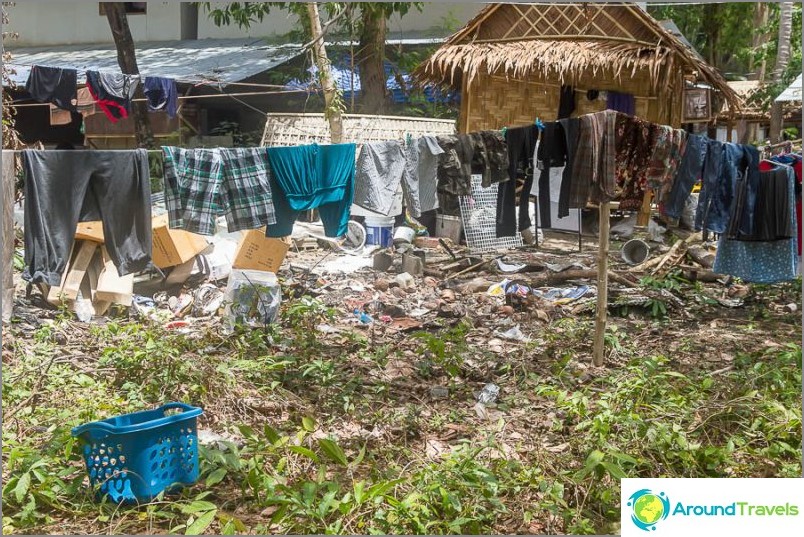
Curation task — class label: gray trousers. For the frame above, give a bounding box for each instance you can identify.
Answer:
[22,149,152,286]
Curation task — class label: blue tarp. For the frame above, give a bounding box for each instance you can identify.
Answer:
[286,56,459,104]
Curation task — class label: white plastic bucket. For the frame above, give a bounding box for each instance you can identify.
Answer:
[365,216,394,247]
[393,226,415,245]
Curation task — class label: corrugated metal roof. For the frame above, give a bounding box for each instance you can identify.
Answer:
[776,73,802,102]
[5,38,304,86]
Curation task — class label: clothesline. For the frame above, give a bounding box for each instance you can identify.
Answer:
[6,88,310,108]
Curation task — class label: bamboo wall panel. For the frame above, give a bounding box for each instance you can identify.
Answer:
[462,69,676,133]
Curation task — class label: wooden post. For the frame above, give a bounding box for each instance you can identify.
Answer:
[593,202,610,366]
[636,190,653,227]
[2,151,15,321]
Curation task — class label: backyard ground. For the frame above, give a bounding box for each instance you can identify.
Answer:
[2,231,802,535]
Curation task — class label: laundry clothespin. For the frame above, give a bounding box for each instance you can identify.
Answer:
[535,118,545,131]
[405,133,412,146]
[501,126,508,137]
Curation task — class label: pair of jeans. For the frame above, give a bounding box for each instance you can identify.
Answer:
[663,134,707,220]
[695,140,727,233]
[22,150,153,286]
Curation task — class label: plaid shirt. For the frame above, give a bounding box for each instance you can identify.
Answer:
[162,147,277,235]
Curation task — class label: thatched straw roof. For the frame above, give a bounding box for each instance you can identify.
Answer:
[416,2,741,111]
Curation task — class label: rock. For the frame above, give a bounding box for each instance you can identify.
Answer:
[374,279,390,292]
[395,272,416,289]
[785,303,798,313]
[391,287,407,298]
[373,252,394,272]
[402,254,424,277]
[440,289,456,302]
[423,276,438,287]
[422,301,439,310]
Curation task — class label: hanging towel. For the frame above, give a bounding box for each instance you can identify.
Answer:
[404,136,444,217]
[353,141,408,216]
[25,65,78,112]
[266,143,356,238]
[162,147,277,236]
[144,76,178,118]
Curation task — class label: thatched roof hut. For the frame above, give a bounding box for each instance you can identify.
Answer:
[416,2,741,132]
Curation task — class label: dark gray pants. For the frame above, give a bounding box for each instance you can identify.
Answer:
[22,150,152,286]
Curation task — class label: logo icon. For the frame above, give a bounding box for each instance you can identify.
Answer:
[628,489,670,531]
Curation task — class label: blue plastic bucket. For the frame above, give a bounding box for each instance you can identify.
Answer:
[72,403,203,503]
[364,216,394,247]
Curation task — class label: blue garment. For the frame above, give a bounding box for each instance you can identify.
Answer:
[606,91,635,116]
[695,141,743,234]
[727,145,761,239]
[265,143,356,238]
[663,134,707,219]
[143,77,178,118]
[713,164,798,283]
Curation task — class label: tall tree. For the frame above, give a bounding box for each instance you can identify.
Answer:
[2,1,21,149]
[769,2,794,143]
[104,2,154,149]
[306,2,344,143]
[749,3,771,81]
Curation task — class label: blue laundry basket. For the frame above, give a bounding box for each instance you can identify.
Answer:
[71,402,203,503]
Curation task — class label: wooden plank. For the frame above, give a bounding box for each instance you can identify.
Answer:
[61,241,98,301]
[2,151,15,321]
[164,257,196,287]
[46,242,76,306]
[75,221,105,243]
[636,190,653,227]
[85,249,111,315]
[593,202,610,367]
[95,246,134,306]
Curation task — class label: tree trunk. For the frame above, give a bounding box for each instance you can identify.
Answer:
[702,4,721,69]
[357,6,388,114]
[750,3,770,81]
[769,2,793,143]
[104,2,155,149]
[306,2,344,144]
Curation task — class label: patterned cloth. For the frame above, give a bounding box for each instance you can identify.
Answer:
[615,114,657,211]
[162,146,277,236]
[569,111,617,207]
[645,126,688,204]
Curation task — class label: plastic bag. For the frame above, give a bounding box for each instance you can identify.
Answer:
[223,269,281,330]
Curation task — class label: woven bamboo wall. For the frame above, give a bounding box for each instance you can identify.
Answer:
[462,69,677,133]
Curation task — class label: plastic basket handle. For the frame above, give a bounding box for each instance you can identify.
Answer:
[72,403,203,438]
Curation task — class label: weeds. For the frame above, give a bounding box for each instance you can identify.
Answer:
[2,290,801,534]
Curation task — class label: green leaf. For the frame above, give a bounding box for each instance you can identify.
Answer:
[353,444,366,466]
[205,468,227,487]
[601,461,627,479]
[14,473,30,503]
[263,424,280,444]
[237,424,255,439]
[318,438,348,466]
[180,500,218,514]
[302,416,316,432]
[288,445,319,463]
[185,509,217,535]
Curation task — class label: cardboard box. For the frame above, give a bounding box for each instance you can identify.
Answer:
[232,229,289,273]
[151,214,209,268]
